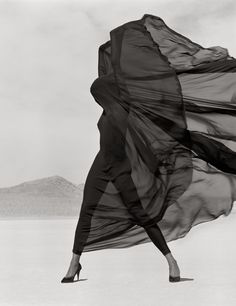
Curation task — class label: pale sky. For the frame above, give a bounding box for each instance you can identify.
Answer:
[0,0,236,187]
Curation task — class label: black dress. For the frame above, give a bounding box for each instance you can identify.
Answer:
[72,14,236,254]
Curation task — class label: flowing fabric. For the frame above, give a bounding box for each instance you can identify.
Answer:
[76,14,236,253]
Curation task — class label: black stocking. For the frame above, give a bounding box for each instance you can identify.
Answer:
[143,224,171,256]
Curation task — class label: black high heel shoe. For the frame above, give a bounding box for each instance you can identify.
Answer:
[169,275,180,282]
[61,263,82,283]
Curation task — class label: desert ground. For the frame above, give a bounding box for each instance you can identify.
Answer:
[0,212,236,306]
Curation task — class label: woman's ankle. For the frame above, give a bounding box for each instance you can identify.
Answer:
[165,252,177,264]
[72,252,81,263]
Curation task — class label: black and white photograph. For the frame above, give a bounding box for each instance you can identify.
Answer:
[0,0,236,305]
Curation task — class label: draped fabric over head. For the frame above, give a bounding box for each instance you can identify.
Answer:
[80,14,236,252]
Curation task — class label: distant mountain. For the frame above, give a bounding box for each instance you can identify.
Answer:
[0,176,84,218]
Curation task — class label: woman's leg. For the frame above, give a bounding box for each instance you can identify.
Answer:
[72,155,109,256]
[63,114,127,279]
[143,223,171,256]
[143,224,180,277]
[63,151,110,278]
[107,155,180,277]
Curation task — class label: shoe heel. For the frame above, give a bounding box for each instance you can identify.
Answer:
[77,263,82,280]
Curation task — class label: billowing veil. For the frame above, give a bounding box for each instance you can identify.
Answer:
[80,14,236,252]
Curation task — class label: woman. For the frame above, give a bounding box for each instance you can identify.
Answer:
[61,14,236,283]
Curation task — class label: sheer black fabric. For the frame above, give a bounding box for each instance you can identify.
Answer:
[72,14,236,253]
